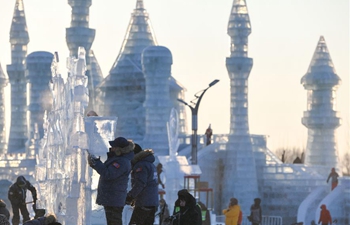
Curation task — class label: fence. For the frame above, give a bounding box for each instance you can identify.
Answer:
[214,215,283,225]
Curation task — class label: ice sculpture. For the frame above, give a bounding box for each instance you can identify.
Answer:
[35,47,92,225]
[158,108,201,214]
[66,0,103,111]
[167,109,180,160]
[34,47,120,225]
[301,36,341,171]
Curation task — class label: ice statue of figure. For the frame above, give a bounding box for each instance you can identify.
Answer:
[50,52,65,111]
[167,108,180,161]
[164,108,182,214]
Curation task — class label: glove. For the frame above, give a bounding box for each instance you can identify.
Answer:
[125,194,133,205]
[165,215,177,222]
[87,154,100,167]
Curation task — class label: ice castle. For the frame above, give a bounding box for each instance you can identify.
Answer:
[0,0,348,224]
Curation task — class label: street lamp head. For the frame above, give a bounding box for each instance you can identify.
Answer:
[209,79,220,87]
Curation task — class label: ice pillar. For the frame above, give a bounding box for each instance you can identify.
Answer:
[223,0,259,214]
[7,0,29,153]
[0,64,8,154]
[301,36,341,170]
[26,51,54,156]
[142,46,173,155]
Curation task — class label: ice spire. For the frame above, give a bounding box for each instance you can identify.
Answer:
[228,0,251,57]
[301,36,341,170]
[0,63,8,154]
[110,0,157,70]
[136,0,145,9]
[96,0,157,143]
[223,0,259,214]
[7,0,29,153]
[66,0,102,111]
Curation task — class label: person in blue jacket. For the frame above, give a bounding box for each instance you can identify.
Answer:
[88,137,134,225]
[126,143,159,225]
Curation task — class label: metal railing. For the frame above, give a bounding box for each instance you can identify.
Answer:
[215,215,283,225]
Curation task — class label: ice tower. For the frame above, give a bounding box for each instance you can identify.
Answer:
[26,52,54,155]
[96,0,188,143]
[301,36,341,169]
[223,0,259,214]
[142,46,173,155]
[66,0,103,110]
[0,64,8,154]
[96,0,156,142]
[6,0,29,153]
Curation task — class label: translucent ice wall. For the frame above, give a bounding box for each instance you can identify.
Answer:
[35,47,91,225]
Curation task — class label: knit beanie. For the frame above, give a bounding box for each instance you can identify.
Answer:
[134,143,143,154]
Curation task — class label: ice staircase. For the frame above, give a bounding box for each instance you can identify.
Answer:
[298,177,350,225]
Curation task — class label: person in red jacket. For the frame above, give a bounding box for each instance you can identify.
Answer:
[326,168,339,191]
[318,204,332,225]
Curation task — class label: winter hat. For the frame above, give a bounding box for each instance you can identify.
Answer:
[86,110,98,117]
[109,137,129,148]
[134,143,143,154]
[0,214,9,225]
[109,137,135,156]
[45,214,57,225]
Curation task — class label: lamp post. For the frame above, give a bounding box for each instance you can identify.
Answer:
[178,79,219,164]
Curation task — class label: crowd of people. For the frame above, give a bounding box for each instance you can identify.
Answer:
[1,136,339,225]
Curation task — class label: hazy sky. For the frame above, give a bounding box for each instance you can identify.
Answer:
[0,0,349,157]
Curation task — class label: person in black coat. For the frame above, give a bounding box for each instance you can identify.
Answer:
[23,213,60,225]
[8,176,37,225]
[88,137,134,225]
[126,143,159,225]
[170,189,201,225]
[172,189,202,225]
[0,199,10,220]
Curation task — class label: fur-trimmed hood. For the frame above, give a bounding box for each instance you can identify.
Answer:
[0,199,6,208]
[114,141,135,156]
[132,149,155,165]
